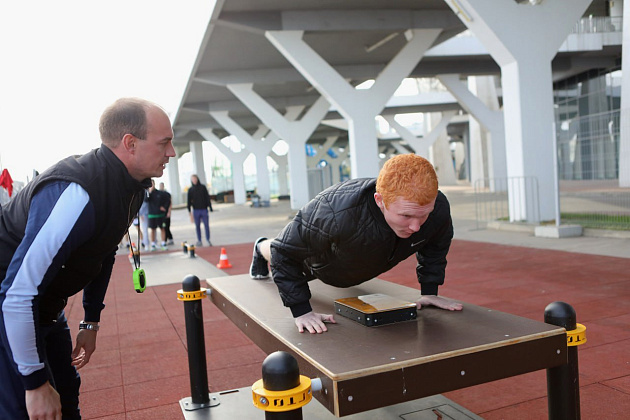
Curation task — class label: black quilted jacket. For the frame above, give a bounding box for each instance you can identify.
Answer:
[269,178,453,317]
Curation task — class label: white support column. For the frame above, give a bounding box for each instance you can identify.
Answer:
[197,129,249,205]
[438,74,506,187]
[270,151,289,196]
[227,83,330,209]
[266,29,441,179]
[211,111,277,202]
[426,113,457,185]
[466,84,488,189]
[166,157,182,205]
[384,111,456,159]
[620,0,630,187]
[446,0,591,222]
[190,141,208,186]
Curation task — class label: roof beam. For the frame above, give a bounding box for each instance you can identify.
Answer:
[217,10,461,33]
[194,64,385,85]
[281,10,462,31]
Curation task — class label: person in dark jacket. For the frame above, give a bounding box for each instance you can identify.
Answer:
[159,182,174,245]
[147,180,169,250]
[250,154,462,334]
[187,174,213,247]
[0,97,175,419]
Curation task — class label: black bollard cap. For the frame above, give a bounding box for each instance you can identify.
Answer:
[262,351,300,391]
[544,301,576,330]
[182,274,200,292]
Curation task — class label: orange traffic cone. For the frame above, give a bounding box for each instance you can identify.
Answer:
[216,247,232,269]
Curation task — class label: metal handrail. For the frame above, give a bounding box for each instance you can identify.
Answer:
[474,176,540,229]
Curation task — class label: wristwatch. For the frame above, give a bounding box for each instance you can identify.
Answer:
[79,321,100,332]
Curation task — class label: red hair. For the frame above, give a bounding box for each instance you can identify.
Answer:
[376,154,438,207]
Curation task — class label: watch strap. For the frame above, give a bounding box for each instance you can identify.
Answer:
[79,321,100,331]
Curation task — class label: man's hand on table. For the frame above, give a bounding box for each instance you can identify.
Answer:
[416,295,463,311]
[295,311,336,333]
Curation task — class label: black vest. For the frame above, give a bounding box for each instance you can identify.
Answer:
[0,145,150,322]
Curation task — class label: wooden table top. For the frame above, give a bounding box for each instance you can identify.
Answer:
[206,274,566,416]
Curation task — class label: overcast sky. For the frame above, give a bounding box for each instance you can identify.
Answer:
[0,1,214,184]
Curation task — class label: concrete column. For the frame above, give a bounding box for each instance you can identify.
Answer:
[452,139,466,180]
[270,151,289,197]
[210,111,276,202]
[466,84,488,189]
[266,29,441,179]
[474,76,504,184]
[190,141,208,186]
[446,0,591,222]
[197,129,248,205]
[166,156,182,205]
[438,74,506,188]
[426,113,457,185]
[620,0,630,186]
[227,83,330,209]
[461,129,471,182]
[384,111,456,158]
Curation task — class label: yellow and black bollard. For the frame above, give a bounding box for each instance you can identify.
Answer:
[545,301,586,420]
[182,241,188,254]
[177,275,219,411]
[252,351,315,420]
[188,244,196,258]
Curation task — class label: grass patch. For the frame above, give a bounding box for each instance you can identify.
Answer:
[561,213,630,230]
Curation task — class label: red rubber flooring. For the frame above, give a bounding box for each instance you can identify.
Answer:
[65,239,630,419]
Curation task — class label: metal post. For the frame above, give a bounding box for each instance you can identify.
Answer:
[178,275,219,411]
[182,241,188,254]
[545,301,585,420]
[252,351,315,420]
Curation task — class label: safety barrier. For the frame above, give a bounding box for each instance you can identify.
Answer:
[474,176,540,228]
[545,301,587,420]
[177,275,218,411]
[181,241,196,258]
[252,351,321,420]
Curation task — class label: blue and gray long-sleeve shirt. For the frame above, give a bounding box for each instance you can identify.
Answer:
[0,145,149,390]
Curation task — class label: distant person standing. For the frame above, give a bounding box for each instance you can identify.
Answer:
[139,190,150,249]
[187,174,213,247]
[159,182,173,245]
[147,180,168,250]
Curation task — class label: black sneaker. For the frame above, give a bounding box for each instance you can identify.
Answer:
[250,237,269,279]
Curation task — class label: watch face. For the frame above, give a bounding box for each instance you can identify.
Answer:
[80,322,99,331]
